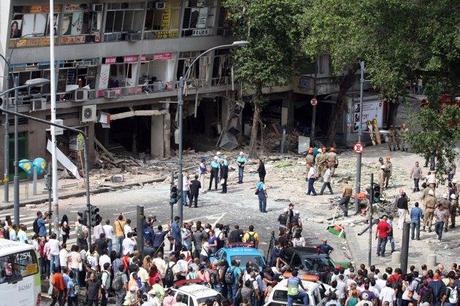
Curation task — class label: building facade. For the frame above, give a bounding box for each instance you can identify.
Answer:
[0,0,239,173]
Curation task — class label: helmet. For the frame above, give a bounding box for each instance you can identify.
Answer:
[379,157,384,162]
[428,189,434,196]
[239,151,244,156]
[214,156,219,160]
[330,147,336,152]
[307,148,313,154]
[451,194,457,200]
[380,165,386,170]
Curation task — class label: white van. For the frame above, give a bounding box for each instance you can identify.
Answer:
[0,239,41,306]
[264,279,331,306]
[171,284,223,306]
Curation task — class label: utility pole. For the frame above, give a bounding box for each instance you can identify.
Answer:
[13,75,19,224]
[136,206,144,256]
[400,222,410,274]
[177,77,184,224]
[355,61,365,215]
[49,0,59,232]
[368,173,374,267]
[3,98,8,203]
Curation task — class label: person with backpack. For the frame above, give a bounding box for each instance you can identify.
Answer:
[255,180,268,213]
[113,265,128,306]
[226,259,242,305]
[242,225,259,248]
[99,262,111,306]
[428,272,447,306]
[445,273,458,306]
[34,211,49,237]
[164,255,178,288]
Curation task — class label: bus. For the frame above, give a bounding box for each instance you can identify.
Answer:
[0,239,41,306]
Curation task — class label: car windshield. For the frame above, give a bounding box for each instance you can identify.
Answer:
[303,257,334,272]
[230,255,264,268]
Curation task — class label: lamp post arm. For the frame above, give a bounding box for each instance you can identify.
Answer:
[183,43,236,81]
[0,85,31,99]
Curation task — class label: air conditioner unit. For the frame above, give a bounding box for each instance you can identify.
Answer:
[81,105,97,122]
[104,89,118,99]
[156,2,165,9]
[31,98,47,111]
[93,4,103,11]
[74,89,88,102]
[128,32,142,41]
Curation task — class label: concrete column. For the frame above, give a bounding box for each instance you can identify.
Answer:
[151,115,164,158]
[281,98,294,129]
[163,112,171,158]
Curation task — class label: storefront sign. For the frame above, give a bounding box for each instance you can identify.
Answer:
[124,55,138,63]
[192,29,210,36]
[13,37,51,48]
[104,57,116,64]
[59,35,85,44]
[153,52,173,61]
[152,31,178,39]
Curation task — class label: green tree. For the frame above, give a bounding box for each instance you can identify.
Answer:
[224,0,305,156]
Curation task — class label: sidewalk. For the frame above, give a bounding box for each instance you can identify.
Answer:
[0,173,167,210]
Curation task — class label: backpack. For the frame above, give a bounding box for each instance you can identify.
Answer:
[112,271,124,291]
[99,270,111,290]
[278,213,288,225]
[33,218,39,234]
[164,263,177,287]
[225,267,235,285]
[76,224,85,240]
[246,233,257,245]
[448,286,458,304]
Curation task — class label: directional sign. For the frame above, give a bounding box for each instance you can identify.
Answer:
[353,143,363,154]
[311,97,318,106]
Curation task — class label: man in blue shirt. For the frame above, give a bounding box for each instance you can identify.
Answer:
[236,152,247,184]
[410,202,423,240]
[36,211,48,237]
[256,181,267,213]
[287,270,309,306]
[171,216,182,255]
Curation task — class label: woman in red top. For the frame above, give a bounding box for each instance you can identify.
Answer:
[148,264,162,287]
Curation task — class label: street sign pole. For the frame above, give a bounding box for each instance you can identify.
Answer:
[355,61,365,214]
[310,97,317,143]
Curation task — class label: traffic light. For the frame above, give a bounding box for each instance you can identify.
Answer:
[89,205,101,227]
[77,210,88,226]
[170,185,178,205]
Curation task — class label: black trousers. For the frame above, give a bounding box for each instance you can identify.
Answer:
[190,192,199,206]
[209,169,219,190]
[222,177,228,193]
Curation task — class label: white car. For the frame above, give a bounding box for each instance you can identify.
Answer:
[171,284,223,306]
[264,279,331,306]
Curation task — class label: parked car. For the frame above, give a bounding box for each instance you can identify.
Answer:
[210,245,266,270]
[285,247,339,283]
[264,279,331,306]
[170,283,223,306]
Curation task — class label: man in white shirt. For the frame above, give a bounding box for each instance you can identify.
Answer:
[99,249,111,269]
[379,281,396,306]
[307,165,318,195]
[336,275,347,302]
[152,253,167,278]
[375,274,387,292]
[59,244,68,269]
[123,219,133,238]
[183,173,190,207]
[122,232,136,255]
[45,233,61,274]
[320,165,333,195]
[102,219,114,253]
[93,221,104,242]
[176,253,189,280]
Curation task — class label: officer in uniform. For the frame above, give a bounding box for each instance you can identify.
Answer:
[383,156,392,188]
[423,189,437,232]
[315,147,327,179]
[378,165,386,191]
[208,156,220,191]
[399,123,409,151]
[326,147,338,177]
[236,151,247,184]
[305,148,315,173]
[439,193,451,232]
[388,125,397,151]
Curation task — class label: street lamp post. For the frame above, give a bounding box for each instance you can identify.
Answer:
[355,61,365,214]
[176,41,248,222]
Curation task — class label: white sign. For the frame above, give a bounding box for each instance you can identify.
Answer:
[353,100,384,132]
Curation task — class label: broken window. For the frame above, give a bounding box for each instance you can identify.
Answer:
[182,0,218,37]
[11,5,61,39]
[211,48,231,86]
[144,0,181,39]
[104,2,144,41]
[139,53,176,91]
[59,3,103,43]
[176,51,212,87]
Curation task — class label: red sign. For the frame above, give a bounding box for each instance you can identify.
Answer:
[153,52,173,61]
[311,97,318,106]
[123,55,138,63]
[105,57,116,64]
[353,143,363,154]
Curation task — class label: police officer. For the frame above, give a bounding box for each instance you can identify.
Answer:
[423,189,437,232]
[399,123,409,151]
[326,147,338,177]
[220,156,229,193]
[316,147,327,178]
[236,152,247,184]
[208,156,220,191]
[388,125,397,151]
[383,156,392,188]
[449,193,458,229]
[439,193,451,232]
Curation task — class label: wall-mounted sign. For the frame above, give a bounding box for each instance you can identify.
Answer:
[153,52,173,61]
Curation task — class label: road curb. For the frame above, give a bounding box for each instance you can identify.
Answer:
[0,176,166,210]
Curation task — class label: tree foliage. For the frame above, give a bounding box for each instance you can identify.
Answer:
[224,0,305,156]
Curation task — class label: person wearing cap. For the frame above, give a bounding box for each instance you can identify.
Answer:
[220,156,229,193]
[449,193,458,229]
[236,152,247,184]
[410,202,423,240]
[326,147,338,177]
[423,188,437,232]
[209,156,220,191]
[410,161,423,192]
[378,164,386,192]
[316,147,327,179]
